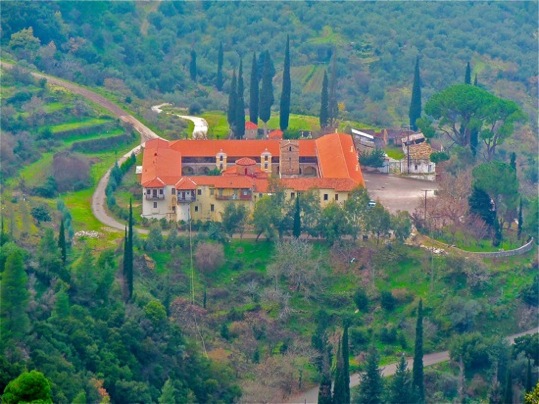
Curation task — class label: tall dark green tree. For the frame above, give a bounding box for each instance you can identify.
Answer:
[293,195,301,238]
[333,337,345,404]
[342,322,350,404]
[189,49,197,82]
[227,70,237,134]
[465,61,472,84]
[510,152,517,171]
[356,347,383,404]
[58,219,66,266]
[504,369,513,404]
[123,200,134,302]
[525,359,533,393]
[318,343,332,404]
[235,59,245,139]
[249,52,259,124]
[469,186,496,228]
[216,42,224,91]
[412,299,424,403]
[409,56,422,131]
[0,250,29,343]
[320,71,329,129]
[389,354,413,404]
[280,35,291,131]
[259,51,274,134]
[517,198,523,240]
[328,50,338,127]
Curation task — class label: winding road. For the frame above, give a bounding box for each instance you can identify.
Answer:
[152,102,209,139]
[286,327,539,403]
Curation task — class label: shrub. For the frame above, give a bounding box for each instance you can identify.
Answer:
[353,289,369,311]
[380,326,397,343]
[31,205,51,223]
[189,102,202,115]
[194,242,224,274]
[380,290,396,311]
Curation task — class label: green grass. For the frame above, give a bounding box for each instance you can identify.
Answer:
[50,117,113,134]
[43,102,69,113]
[62,128,125,145]
[201,111,229,139]
[385,146,405,160]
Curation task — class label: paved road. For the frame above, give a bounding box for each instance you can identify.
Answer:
[286,327,539,403]
[0,61,161,232]
[363,171,438,214]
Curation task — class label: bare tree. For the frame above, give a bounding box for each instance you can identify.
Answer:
[194,242,224,274]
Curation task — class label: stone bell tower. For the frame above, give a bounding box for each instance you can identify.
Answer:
[279,140,300,177]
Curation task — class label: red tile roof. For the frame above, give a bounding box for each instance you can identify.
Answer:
[141,133,364,192]
[245,121,258,130]
[235,157,257,166]
[268,129,283,139]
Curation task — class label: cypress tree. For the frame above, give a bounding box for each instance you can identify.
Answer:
[389,354,413,404]
[235,60,245,139]
[465,61,472,84]
[123,200,134,302]
[216,41,224,91]
[1,250,29,342]
[249,52,259,125]
[469,186,496,228]
[492,218,503,247]
[409,56,422,131]
[320,71,329,129]
[525,359,533,393]
[280,35,291,131]
[357,346,384,404]
[328,49,338,127]
[259,51,274,135]
[510,152,517,171]
[293,195,301,238]
[227,70,237,134]
[413,299,424,403]
[333,337,345,404]
[318,343,332,404]
[342,322,350,404]
[504,369,513,404]
[58,219,67,266]
[517,198,523,240]
[190,49,197,82]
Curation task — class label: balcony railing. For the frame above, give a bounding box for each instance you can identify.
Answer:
[145,194,165,200]
[215,193,252,201]
[177,195,196,203]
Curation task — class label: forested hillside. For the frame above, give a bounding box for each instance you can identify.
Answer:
[2,1,537,127]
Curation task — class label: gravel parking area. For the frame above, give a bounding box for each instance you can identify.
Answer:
[363,171,438,213]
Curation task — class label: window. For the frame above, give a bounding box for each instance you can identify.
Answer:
[211,204,214,212]
[210,188,214,195]
[264,163,268,169]
[194,205,199,212]
[159,189,163,194]
[171,188,176,195]
[219,155,223,161]
[146,189,151,194]
[335,194,339,201]
[153,202,157,208]
[264,155,268,161]
[291,192,295,199]
[323,194,328,201]
[172,206,176,212]
[289,146,292,152]
[219,163,223,170]
[415,164,418,170]
[197,189,202,195]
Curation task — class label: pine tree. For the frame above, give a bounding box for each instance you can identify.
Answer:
[159,379,177,404]
[293,195,301,238]
[328,49,338,127]
[280,35,291,131]
[235,59,245,139]
[189,49,197,82]
[518,198,523,240]
[1,250,29,343]
[356,347,383,404]
[249,52,259,124]
[413,299,424,403]
[53,287,70,318]
[259,51,274,135]
[409,56,422,131]
[58,219,67,266]
[389,354,413,404]
[216,42,224,91]
[320,71,329,129]
[465,61,472,84]
[227,70,237,134]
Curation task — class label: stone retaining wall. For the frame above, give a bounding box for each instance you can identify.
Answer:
[457,238,535,258]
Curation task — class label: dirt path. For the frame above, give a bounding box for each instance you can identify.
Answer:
[286,326,539,403]
[1,61,161,232]
[151,103,208,139]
